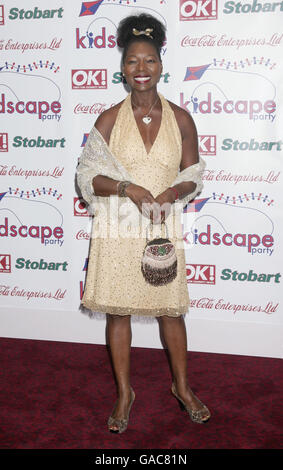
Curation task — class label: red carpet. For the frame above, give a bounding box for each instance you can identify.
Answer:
[0,337,282,449]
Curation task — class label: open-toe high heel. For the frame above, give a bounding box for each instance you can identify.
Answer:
[171,382,210,424]
[108,388,135,434]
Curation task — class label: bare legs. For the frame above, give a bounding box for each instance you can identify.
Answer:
[106,313,206,431]
[106,314,133,431]
[158,315,203,411]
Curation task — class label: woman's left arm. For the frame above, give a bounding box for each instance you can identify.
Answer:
[155,107,200,209]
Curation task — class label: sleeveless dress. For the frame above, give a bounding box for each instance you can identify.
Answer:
[81,93,190,317]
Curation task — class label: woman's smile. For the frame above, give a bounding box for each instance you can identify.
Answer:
[133,75,152,84]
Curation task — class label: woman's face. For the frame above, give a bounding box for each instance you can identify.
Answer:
[122,41,163,92]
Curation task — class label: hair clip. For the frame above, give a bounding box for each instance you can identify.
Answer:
[132,28,153,39]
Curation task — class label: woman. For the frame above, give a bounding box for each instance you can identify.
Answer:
[76,13,210,433]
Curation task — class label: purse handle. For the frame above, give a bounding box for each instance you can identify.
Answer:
[146,221,169,242]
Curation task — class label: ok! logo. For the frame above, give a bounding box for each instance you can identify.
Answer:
[180,0,218,20]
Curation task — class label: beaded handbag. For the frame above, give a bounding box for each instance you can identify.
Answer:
[141,222,177,286]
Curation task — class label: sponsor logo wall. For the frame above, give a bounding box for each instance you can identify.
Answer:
[0,0,282,358]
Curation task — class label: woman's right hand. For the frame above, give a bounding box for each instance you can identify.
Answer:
[125,184,156,219]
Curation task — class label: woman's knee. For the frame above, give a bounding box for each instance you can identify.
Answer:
[159,314,184,326]
[107,313,131,323]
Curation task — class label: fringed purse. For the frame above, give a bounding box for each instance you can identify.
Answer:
[141,222,177,286]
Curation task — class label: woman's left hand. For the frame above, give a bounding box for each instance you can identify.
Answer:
[150,189,175,224]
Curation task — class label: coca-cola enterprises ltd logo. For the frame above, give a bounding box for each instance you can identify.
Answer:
[190,297,279,315]
[181,32,283,50]
[183,192,275,256]
[0,285,66,301]
[0,164,64,180]
[76,229,90,241]
[74,102,115,115]
[0,186,64,246]
[181,57,276,122]
[0,60,62,122]
[180,0,283,21]
[71,69,107,89]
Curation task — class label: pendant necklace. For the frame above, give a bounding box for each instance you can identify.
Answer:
[132,96,160,125]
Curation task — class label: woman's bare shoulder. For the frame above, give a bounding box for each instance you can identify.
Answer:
[167,99,196,138]
[94,100,124,144]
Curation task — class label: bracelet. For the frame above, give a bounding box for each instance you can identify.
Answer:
[169,187,179,201]
[117,180,132,197]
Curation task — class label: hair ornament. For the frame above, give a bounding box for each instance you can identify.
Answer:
[132,27,153,39]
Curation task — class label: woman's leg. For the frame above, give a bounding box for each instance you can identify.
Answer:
[106,314,133,429]
[158,315,205,411]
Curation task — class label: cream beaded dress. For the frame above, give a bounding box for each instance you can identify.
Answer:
[81,93,190,318]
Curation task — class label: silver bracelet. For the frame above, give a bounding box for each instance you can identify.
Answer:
[117,180,132,197]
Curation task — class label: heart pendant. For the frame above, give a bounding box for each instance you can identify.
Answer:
[142,116,152,125]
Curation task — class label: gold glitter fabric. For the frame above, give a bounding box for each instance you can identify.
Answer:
[81,93,190,317]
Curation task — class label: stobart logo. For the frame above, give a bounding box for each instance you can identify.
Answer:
[15,258,68,271]
[8,7,64,20]
[181,57,276,122]
[13,135,66,148]
[221,268,281,283]
[223,0,283,14]
[222,138,282,151]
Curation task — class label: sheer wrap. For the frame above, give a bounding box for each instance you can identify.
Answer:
[76,125,205,217]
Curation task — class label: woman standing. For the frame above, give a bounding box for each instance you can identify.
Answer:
[76,13,210,433]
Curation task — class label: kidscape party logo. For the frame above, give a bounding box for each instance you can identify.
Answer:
[0,187,64,246]
[183,192,275,256]
[0,60,62,122]
[181,57,276,122]
[76,1,167,52]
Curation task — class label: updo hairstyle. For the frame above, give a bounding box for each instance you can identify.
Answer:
[117,13,166,63]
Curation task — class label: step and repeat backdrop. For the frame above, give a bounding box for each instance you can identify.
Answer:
[0,0,282,358]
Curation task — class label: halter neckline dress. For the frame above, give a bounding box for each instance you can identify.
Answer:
[81,93,190,317]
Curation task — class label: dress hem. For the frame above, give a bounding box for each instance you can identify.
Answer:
[81,300,189,318]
